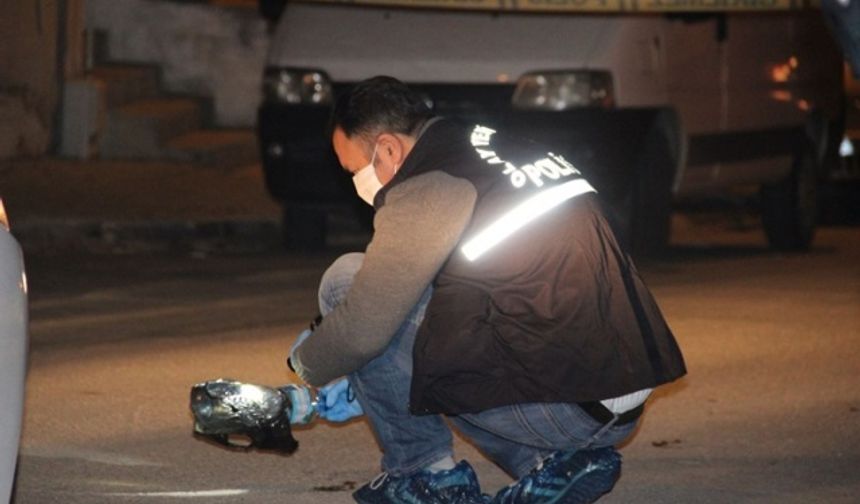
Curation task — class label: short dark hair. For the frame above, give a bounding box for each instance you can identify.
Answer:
[332,76,432,143]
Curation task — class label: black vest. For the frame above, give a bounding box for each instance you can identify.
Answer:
[378,120,686,415]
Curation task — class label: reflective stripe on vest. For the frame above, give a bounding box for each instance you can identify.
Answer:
[461,178,596,261]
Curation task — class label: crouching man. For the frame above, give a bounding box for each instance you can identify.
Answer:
[288,76,686,504]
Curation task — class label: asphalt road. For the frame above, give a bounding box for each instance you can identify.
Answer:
[13,217,860,503]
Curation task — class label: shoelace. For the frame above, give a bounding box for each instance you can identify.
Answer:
[369,471,390,490]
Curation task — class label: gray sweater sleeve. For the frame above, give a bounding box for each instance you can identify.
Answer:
[292,171,477,386]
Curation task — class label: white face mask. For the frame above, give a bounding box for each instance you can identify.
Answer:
[352,144,383,206]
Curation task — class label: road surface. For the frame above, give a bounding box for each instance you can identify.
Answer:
[13,216,860,503]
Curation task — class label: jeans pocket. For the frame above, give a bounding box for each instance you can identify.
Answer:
[540,403,605,446]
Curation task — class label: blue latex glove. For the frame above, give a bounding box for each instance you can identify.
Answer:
[318,378,364,422]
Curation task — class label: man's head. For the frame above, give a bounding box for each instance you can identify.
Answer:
[331,76,432,195]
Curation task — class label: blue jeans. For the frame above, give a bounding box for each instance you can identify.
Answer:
[318,253,638,479]
[822,0,860,78]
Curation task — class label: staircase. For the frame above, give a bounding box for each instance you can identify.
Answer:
[90,64,258,169]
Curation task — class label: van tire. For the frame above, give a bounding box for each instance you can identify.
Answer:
[282,203,326,250]
[613,111,678,256]
[760,139,818,251]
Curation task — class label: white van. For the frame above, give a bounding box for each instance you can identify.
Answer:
[257,1,844,253]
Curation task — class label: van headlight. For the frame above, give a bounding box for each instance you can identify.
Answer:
[263,68,333,105]
[512,71,614,110]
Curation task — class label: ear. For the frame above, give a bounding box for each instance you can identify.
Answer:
[377,133,404,165]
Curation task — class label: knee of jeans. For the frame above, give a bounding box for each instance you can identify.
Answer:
[318,253,365,314]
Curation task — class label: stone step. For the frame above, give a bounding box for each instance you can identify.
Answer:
[89,61,254,168]
[100,97,202,160]
[90,65,160,108]
[166,129,259,168]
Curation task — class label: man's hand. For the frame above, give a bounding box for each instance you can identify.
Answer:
[318,378,364,422]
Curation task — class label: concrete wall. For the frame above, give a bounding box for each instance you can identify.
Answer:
[87,0,270,127]
[0,0,60,159]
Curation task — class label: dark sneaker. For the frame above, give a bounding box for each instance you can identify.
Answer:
[353,460,490,504]
[492,447,622,504]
